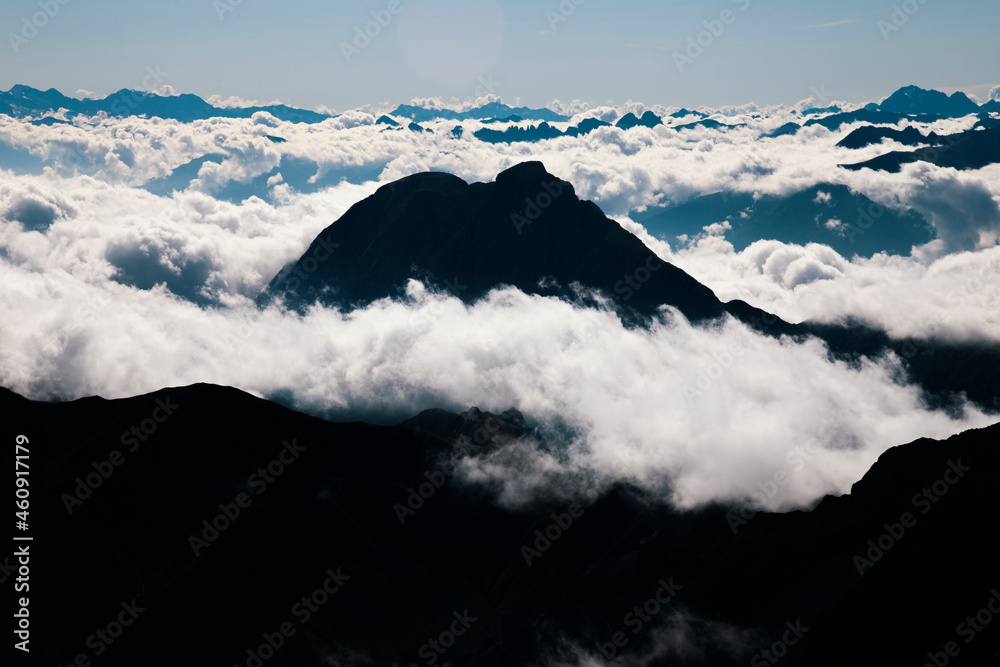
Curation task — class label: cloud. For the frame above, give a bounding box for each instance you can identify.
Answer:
[206,94,285,109]
[543,611,757,666]
[0,257,993,512]
[639,233,1000,343]
[1,109,998,516]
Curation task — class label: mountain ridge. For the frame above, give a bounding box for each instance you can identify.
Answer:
[4,381,999,666]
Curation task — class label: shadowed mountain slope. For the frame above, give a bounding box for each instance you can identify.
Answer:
[4,383,999,666]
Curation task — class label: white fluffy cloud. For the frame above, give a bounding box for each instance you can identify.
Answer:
[0,257,993,510]
[1,107,998,513]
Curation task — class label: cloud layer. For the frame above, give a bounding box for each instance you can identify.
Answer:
[2,106,998,512]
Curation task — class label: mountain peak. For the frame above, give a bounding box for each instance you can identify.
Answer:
[879,85,980,117]
[495,160,556,186]
[259,163,725,321]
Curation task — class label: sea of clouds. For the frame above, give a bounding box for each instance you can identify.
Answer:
[2,97,998,511]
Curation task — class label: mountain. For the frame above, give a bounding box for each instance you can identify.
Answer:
[765,121,801,138]
[473,117,614,143]
[633,183,934,257]
[841,125,1000,173]
[615,110,663,130]
[473,120,565,143]
[676,118,735,131]
[878,85,981,117]
[5,381,999,666]
[802,105,842,115]
[836,124,941,149]
[258,161,729,323]
[389,101,570,123]
[141,153,387,203]
[0,85,331,123]
[803,108,930,131]
[256,162,1000,411]
[670,108,707,118]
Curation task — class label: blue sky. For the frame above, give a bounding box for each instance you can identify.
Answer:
[2,0,998,111]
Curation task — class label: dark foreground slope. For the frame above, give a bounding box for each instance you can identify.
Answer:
[4,384,999,666]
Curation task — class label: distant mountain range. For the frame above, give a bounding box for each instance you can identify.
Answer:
[767,85,997,137]
[8,381,999,666]
[0,84,332,123]
[877,85,981,117]
[633,183,934,257]
[388,101,570,123]
[3,84,994,127]
[841,124,1000,173]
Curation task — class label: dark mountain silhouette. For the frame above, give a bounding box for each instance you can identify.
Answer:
[389,101,569,123]
[258,161,727,322]
[765,121,800,138]
[473,116,629,144]
[974,113,1000,130]
[633,183,934,257]
[615,110,663,130]
[841,125,1000,173]
[5,382,999,666]
[878,85,980,117]
[670,108,707,118]
[676,118,735,131]
[803,108,934,131]
[802,105,842,115]
[473,121,565,144]
[0,84,330,123]
[836,124,940,149]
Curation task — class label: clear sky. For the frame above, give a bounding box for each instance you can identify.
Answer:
[2,0,998,111]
